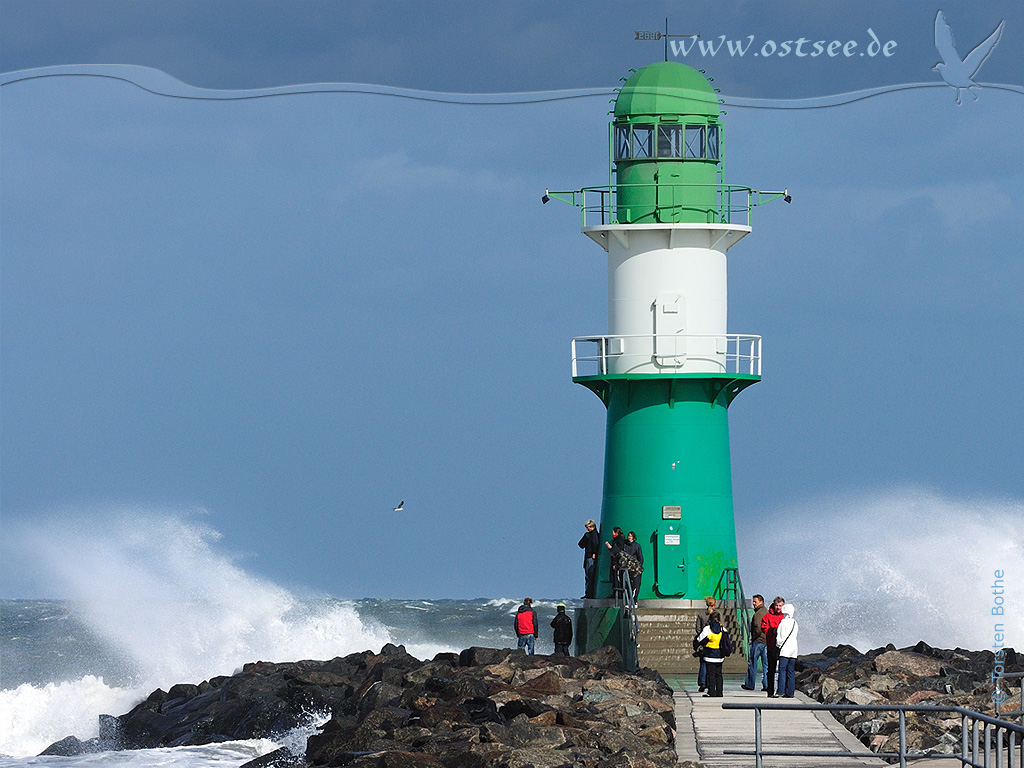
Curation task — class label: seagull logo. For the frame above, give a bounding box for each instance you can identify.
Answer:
[932,10,1005,104]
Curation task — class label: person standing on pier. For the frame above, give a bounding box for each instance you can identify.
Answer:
[551,603,573,656]
[776,603,799,698]
[695,610,733,697]
[694,596,716,692]
[514,598,539,655]
[742,594,769,691]
[605,527,625,598]
[762,596,785,697]
[578,520,600,598]
[621,531,644,600]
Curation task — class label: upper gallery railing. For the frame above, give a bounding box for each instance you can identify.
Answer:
[543,184,789,228]
[571,334,762,378]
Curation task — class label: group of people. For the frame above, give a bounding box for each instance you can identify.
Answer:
[577,520,643,600]
[739,593,800,698]
[514,598,573,656]
[693,594,799,698]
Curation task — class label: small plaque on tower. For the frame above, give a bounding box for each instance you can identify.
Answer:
[662,505,681,519]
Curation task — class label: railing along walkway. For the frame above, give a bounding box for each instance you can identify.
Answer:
[670,680,884,767]
[722,700,1023,768]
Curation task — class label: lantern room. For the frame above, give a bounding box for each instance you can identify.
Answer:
[612,62,723,224]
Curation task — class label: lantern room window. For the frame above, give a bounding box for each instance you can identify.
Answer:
[614,122,720,160]
[614,125,631,160]
[632,125,654,158]
[707,125,720,160]
[657,125,682,158]
[685,125,705,158]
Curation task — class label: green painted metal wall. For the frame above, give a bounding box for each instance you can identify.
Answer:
[580,375,758,600]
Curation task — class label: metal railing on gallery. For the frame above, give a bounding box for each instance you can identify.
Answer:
[571,333,761,378]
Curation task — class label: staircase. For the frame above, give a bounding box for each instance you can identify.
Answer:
[636,604,748,675]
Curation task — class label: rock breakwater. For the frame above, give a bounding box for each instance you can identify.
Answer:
[42,644,678,768]
[797,641,1022,755]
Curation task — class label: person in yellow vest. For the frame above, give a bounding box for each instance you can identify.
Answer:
[694,596,716,692]
[695,610,734,697]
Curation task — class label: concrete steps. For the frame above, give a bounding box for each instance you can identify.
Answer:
[636,606,747,675]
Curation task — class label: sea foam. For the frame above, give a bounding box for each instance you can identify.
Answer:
[738,486,1024,652]
[1,509,396,757]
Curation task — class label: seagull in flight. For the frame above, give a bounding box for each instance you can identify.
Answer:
[392,500,404,512]
[932,11,1004,104]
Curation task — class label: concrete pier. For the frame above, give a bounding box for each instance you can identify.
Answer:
[669,674,885,766]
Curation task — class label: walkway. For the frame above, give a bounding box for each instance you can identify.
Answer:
[668,674,885,767]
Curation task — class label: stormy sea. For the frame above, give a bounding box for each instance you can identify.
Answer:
[2,494,1021,766]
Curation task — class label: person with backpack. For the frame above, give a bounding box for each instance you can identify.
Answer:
[514,597,539,655]
[694,596,716,692]
[551,602,573,655]
[694,609,733,697]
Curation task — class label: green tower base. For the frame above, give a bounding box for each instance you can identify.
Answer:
[576,374,758,600]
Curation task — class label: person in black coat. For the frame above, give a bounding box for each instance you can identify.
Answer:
[621,531,644,600]
[604,527,625,598]
[551,603,573,656]
[577,519,600,598]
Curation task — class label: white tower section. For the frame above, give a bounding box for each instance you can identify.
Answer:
[583,222,750,375]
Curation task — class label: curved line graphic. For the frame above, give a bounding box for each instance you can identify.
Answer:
[1,65,1022,108]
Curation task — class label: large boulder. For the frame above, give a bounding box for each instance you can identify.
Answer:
[873,650,945,678]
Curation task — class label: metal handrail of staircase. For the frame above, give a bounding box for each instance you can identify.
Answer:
[619,570,640,672]
[713,567,753,655]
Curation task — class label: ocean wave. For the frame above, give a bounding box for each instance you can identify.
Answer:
[738,487,1024,651]
[1,511,400,757]
[0,676,145,758]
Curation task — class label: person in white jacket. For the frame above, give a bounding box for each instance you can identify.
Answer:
[776,603,799,698]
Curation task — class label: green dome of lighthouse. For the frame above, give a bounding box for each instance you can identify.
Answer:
[614,61,719,119]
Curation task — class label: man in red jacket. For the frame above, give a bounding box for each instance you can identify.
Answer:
[762,596,785,697]
[514,597,539,655]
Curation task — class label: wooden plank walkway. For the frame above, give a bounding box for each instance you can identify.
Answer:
[667,674,885,767]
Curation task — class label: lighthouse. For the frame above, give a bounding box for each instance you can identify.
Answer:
[548,61,786,668]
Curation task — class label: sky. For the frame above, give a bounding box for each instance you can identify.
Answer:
[2,1,1022,603]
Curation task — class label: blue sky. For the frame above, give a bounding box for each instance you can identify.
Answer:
[2,1,1022,601]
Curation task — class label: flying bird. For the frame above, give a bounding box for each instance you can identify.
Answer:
[392,500,404,512]
[932,10,1005,104]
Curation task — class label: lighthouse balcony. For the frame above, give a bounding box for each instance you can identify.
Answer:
[571,333,761,378]
[545,184,788,227]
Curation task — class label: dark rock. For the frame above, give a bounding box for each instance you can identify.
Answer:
[40,644,677,768]
[873,650,945,677]
[499,698,551,721]
[461,697,503,725]
[578,646,622,668]
[39,735,90,756]
[98,713,122,746]
[239,747,305,768]
[167,683,201,699]
[458,647,514,667]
